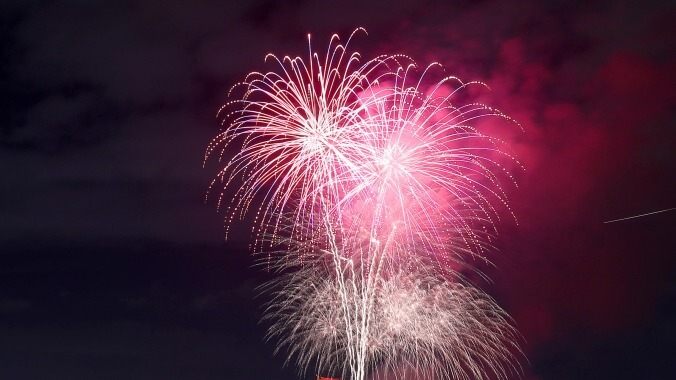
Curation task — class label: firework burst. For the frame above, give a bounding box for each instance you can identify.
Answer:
[207,29,522,379]
[263,261,521,380]
[206,28,396,247]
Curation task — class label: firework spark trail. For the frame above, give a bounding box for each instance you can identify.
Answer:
[207,29,521,379]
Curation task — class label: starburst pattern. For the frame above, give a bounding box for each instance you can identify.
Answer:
[207,29,521,380]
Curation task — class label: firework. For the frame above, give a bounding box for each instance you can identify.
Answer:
[206,28,396,247]
[206,30,519,269]
[207,29,521,379]
[263,261,521,380]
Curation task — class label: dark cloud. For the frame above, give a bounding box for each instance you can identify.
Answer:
[0,297,31,314]
[0,240,295,379]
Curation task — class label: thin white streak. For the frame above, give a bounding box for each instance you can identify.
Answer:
[603,207,676,224]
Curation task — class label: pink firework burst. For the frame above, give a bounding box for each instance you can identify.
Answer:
[207,30,519,271]
[207,29,522,380]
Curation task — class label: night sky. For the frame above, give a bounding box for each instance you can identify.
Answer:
[1,0,675,379]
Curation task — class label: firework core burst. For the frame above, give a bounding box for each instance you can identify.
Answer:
[207,28,522,380]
